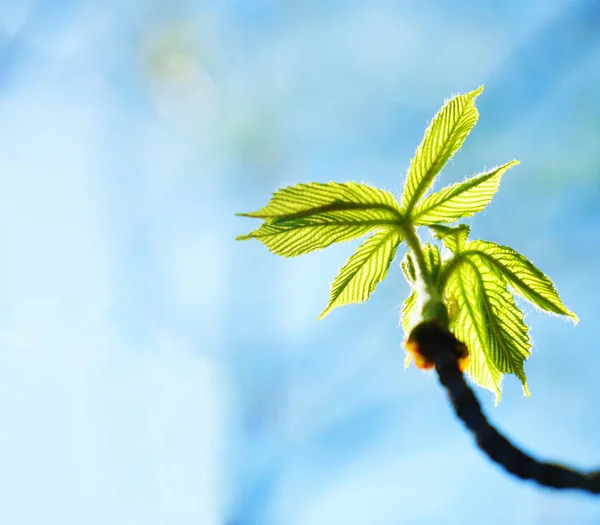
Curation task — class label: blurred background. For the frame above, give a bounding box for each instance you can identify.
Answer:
[1,0,600,523]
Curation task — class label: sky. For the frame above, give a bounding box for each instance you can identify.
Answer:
[1,0,600,524]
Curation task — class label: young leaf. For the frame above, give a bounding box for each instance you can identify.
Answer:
[401,251,417,284]
[237,182,403,257]
[430,224,470,253]
[319,228,402,319]
[467,240,578,322]
[400,252,417,282]
[401,290,418,368]
[400,243,443,334]
[401,291,418,334]
[423,242,442,285]
[470,255,531,393]
[401,86,484,216]
[401,243,442,287]
[237,220,376,257]
[447,257,531,400]
[411,161,519,225]
[239,181,401,219]
[445,260,503,398]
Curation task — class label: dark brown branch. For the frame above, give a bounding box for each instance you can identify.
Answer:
[408,320,600,494]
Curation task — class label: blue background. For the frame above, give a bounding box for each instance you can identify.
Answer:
[1,0,600,523]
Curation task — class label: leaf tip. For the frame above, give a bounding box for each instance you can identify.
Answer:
[522,382,531,398]
[493,391,502,407]
[491,381,502,406]
[317,307,331,321]
[235,233,254,241]
[470,85,484,98]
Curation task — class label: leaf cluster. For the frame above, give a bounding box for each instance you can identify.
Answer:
[236,86,576,399]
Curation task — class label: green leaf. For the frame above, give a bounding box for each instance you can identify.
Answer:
[238,181,401,219]
[430,224,470,253]
[446,261,502,398]
[399,243,443,334]
[236,220,376,258]
[401,86,484,216]
[400,251,417,284]
[400,290,418,334]
[412,160,519,224]
[469,255,531,394]
[237,182,403,257]
[423,242,442,285]
[401,290,418,368]
[319,229,402,319]
[400,242,442,286]
[446,258,531,401]
[467,240,578,322]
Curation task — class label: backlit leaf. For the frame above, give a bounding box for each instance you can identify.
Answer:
[401,291,418,335]
[401,251,417,285]
[319,228,402,319]
[237,220,375,258]
[400,243,443,334]
[430,224,470,253]
[447,256,531,401]
[237,182,403,257]
[423,242,442,285]
[467,240,578,322]
[239,181,401,219]
[401,86,483,216]
[470,255,531,393]
[400,242,442,285]
[446,261,503,398]
[412,161,519,224]
[401,290,418,368]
